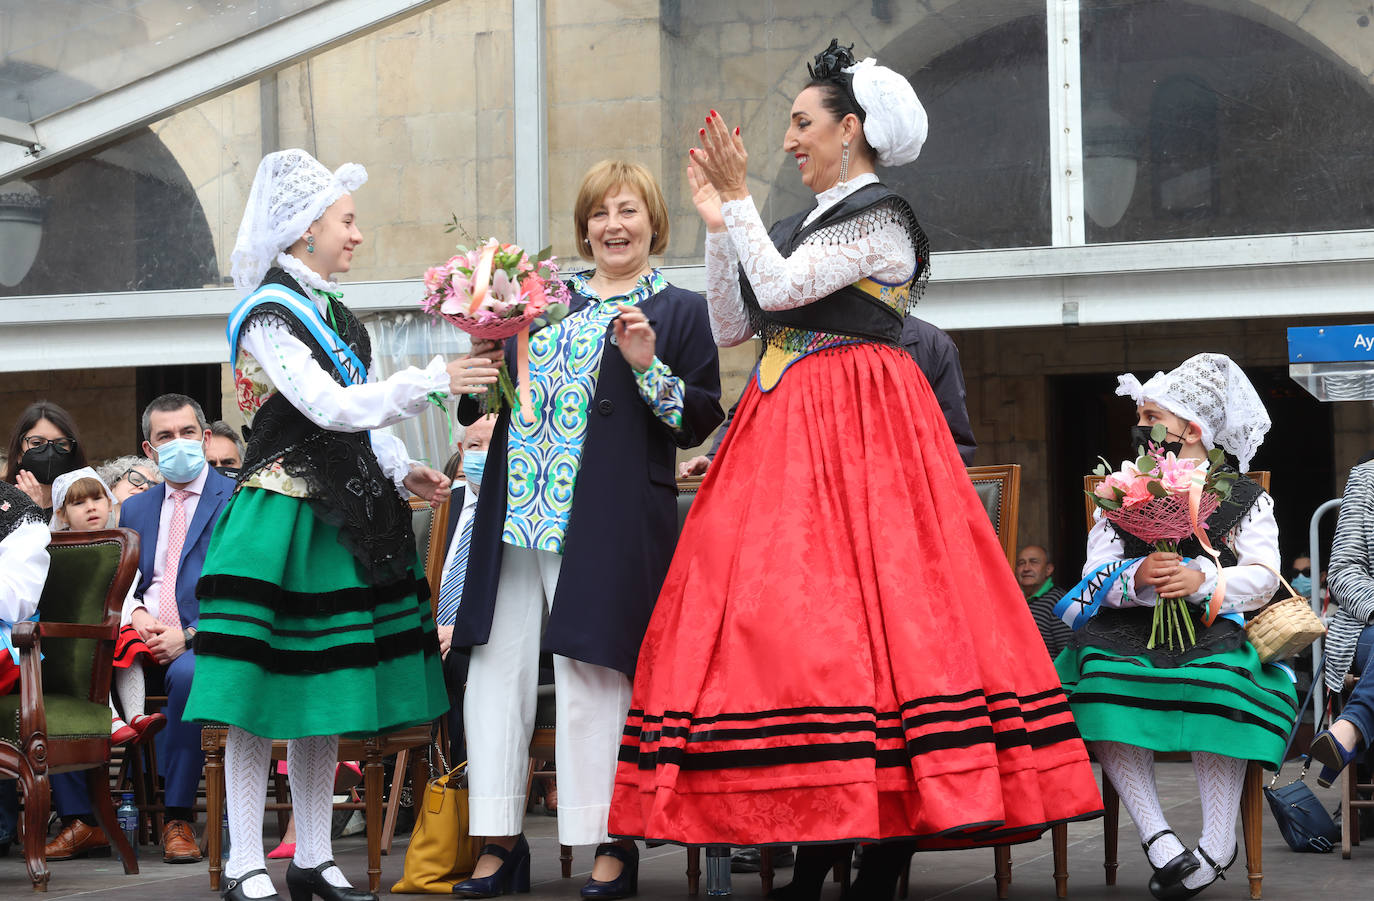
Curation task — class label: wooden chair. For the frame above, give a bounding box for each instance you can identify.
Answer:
[0,528,141,891]
[202,498,450,893]
[1334,672,1374,858]
[1064,471,1270,900]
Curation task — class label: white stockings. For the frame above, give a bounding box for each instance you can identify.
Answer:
[1093,740,1244,882]
[288,734,349,888]
[114,664,145,718]
[225,727,275,899]
[1183,751,1244,889]
[224,728,351,898]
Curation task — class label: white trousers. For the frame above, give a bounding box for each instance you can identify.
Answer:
[464,544,632,846]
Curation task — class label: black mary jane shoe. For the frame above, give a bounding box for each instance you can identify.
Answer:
[1142,829,1199,899]
[452,835,532,898]
[581,842,639,899]
[285,860,378,901]
[1151,843,1238,901]
[223,868,282,901]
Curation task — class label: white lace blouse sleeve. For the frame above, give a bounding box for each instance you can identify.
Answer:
[1187,492,1281,613]
[0,520,49,625]
[239,319,449,432]
[371,429,418,494]
[704,231,752,347]
[721,197,916,312]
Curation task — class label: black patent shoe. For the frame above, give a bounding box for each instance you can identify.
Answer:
[1151,843,1238,901]
[285,860,378,901]
[581,842,639,899]
[224,869,282,901]
[452,836,531,897]
[1142,829,1199,899]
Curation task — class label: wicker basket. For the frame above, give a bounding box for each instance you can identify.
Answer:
[1246,592,1325,664]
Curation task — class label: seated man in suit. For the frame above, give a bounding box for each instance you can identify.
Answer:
[0,481,50,856]
[435,414,496,765]
[46,394,235,864]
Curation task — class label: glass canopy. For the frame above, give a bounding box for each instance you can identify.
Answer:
[0,0,326,123]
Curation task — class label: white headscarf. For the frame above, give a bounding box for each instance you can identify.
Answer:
[844,57,928,167]
[230,149,367,296]
[50,466,116,530]
[1116,353,1271,471]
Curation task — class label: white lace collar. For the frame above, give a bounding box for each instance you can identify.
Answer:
[804,172,880,227]
[275,252,340,307]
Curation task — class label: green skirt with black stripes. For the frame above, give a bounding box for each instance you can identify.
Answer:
[183,487,448,738]
[1054,610,1299,769]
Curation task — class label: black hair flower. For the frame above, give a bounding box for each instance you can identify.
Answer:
[808,39,859,81]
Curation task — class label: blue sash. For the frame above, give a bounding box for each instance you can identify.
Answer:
[226,283,367,387]
[1054,556,1246,629]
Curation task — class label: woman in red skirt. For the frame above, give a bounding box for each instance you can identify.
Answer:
[609,40,1102,899]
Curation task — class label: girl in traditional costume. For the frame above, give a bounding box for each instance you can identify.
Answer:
[610,40,1103,900]
[184,149,497,901]
[1055,353,1298,900]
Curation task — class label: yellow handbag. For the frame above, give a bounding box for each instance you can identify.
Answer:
[391,750,483,893]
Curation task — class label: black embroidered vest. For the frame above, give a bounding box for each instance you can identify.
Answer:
[740,183,930,348]
[0,481,43,540]
[236,269,416,584]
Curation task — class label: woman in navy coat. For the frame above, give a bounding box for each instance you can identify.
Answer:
[451,160,722,899]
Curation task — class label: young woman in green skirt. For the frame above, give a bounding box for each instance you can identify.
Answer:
[1055,353,1298,901]
[183,149,501,901]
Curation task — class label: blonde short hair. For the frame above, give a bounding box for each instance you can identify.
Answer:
[573,160,670,262]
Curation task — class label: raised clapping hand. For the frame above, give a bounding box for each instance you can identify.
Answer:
[690,109,749,203]
[1135,550,1206,601]
[687,158,725,233]
[613,305,656,372]
[15,470,44,507]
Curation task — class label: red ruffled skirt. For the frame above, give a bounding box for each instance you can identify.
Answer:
[113,624,153,669]
[610,343,1102,848]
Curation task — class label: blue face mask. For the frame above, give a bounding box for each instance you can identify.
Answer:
[461,449,487,488]
[1291,573,1312,598]
[154,437,207,483]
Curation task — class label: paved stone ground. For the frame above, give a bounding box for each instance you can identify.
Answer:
[1,763,1366,899]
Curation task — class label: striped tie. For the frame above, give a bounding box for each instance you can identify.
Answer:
[436,514,475,626]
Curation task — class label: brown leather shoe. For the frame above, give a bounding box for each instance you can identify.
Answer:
[161,819,201,863]
[44,820,111,860]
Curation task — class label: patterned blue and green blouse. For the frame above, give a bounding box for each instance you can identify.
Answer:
[503,269,686,553]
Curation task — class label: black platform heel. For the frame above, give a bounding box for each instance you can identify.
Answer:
[452,835,532,898]
[285,860,378,901]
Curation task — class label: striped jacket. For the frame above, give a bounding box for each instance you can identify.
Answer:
[1324,461,1374,690]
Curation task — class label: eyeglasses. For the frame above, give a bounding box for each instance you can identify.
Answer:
[119,469,152,488]
[22,435,75,453]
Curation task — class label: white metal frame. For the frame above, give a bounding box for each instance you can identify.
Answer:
[0,0,447,183]
[1047,0,1086,247]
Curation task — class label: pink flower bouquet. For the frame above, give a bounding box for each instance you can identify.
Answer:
[422,238,570,414]
[1088,429,1239,650]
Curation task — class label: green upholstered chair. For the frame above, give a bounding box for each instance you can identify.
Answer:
[0,527,140,890]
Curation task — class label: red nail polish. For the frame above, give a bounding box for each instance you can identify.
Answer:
[735,127,740,136]
[699,128,705,135]
[710,109,718,117]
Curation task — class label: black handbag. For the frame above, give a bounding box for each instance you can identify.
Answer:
[1263,662,1340,853]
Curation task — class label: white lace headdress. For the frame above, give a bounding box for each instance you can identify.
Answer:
[230,149,367,296]
[49,466,116,529]
[844,57,928,167]
[1116,353,1271,471]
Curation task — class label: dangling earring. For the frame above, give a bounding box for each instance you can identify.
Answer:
[838,141,850,184]
[306,234,315,254]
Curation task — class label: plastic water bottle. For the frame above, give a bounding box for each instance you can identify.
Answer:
[705,845,732,896]
[116,792,138,858]
[221,811,231,860]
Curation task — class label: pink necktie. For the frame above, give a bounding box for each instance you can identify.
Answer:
[157,490,192,629]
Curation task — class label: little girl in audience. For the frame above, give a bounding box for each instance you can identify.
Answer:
[50,468,165,746]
